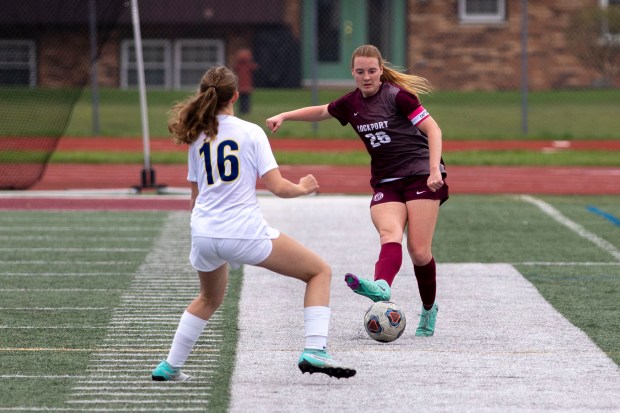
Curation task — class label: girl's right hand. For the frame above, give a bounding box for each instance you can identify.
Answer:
[266,114,284,133]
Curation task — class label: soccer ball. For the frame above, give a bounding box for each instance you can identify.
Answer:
[364,301,406,342]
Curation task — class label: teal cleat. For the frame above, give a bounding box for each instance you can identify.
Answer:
[344,273,391,302]
[151,360,190,382]
[415,303,439,337]
[298,349,356,379]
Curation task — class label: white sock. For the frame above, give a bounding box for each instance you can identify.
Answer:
[304,306,330,350]
[166,310,208,368]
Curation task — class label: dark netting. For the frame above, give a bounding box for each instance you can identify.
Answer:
[0,0,126,189]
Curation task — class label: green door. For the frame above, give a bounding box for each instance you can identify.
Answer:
[302,0,406,85]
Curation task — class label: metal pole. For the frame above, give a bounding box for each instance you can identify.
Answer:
[520,0,529,135]
[130,0,153,187]
[309,0,319,134]
[88,0,100,136]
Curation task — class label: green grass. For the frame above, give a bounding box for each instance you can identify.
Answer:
[441,150,620,166]
[3,87,620,139]
[426,89,620,140]
[41,149,620,167]
[3,87,619,167]
[1,195,619,410]
[206,266,242,411]
[0,211,167,407]
[434,195,619,263]
[434,195,620,364]
[517,264,620,361]
[0,210,242,410]
[517,195,620,356]
[0,88,82,136]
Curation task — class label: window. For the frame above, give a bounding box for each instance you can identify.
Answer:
[121,39,224,90]
[174,40,225,89]
[600,0,620,42]
[121,40,171,89]
[0,40,36,86]
[458,0,506,24]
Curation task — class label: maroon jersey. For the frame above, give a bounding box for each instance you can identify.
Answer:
[327,82,446,188]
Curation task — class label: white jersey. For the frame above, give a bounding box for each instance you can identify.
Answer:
[187,114,278,239]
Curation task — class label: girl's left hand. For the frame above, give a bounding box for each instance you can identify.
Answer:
[299,174,319,194]
[427,171,444,192]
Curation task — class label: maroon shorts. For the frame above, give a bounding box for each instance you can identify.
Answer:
[369,175,449,208]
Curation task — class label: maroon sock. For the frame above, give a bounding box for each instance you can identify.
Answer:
[373,242,402,286]
[414,257,436,310]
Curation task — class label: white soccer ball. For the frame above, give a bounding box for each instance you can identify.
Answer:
[364,300,406,342]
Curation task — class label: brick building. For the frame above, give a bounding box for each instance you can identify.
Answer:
[409,0,620,90]
[1,0,618,91]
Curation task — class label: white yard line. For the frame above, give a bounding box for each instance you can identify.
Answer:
[0,307,109,311]
[517,261,620,266]
[0,236,152,241]
[0,409,203,412]
[521,195,620,261]
[0,247,148,252]
[231,195,620,413]
[0,289,125,292]
[65,211,223,411]
[0,260,135,265]
[1,227,156,232]
[0,273,130,277]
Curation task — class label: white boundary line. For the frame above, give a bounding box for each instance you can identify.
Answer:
[521,195,620,261]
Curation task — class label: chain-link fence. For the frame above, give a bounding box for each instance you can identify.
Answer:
[1,0,620,188]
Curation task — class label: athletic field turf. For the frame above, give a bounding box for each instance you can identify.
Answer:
[1,194,619,411]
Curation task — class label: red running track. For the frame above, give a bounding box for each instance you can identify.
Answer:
[1,138,618,210]
[26,163,620,195]
[23,137,620,194]
[52,137,620,153]
[1,163,617,210]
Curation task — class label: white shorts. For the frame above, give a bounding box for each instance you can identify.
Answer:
[189,229,280,272]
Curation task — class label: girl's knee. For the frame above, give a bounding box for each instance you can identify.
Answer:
[408,245,432,266]
[378,228,404,244]
[309,261,332,285]
[318,262,332,281]
[197,292,225,311]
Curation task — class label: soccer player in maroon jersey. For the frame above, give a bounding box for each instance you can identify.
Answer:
[266,45,448,337]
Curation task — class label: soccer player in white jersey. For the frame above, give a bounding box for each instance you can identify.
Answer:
[151,66,355,381]
[267,45,448,337]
